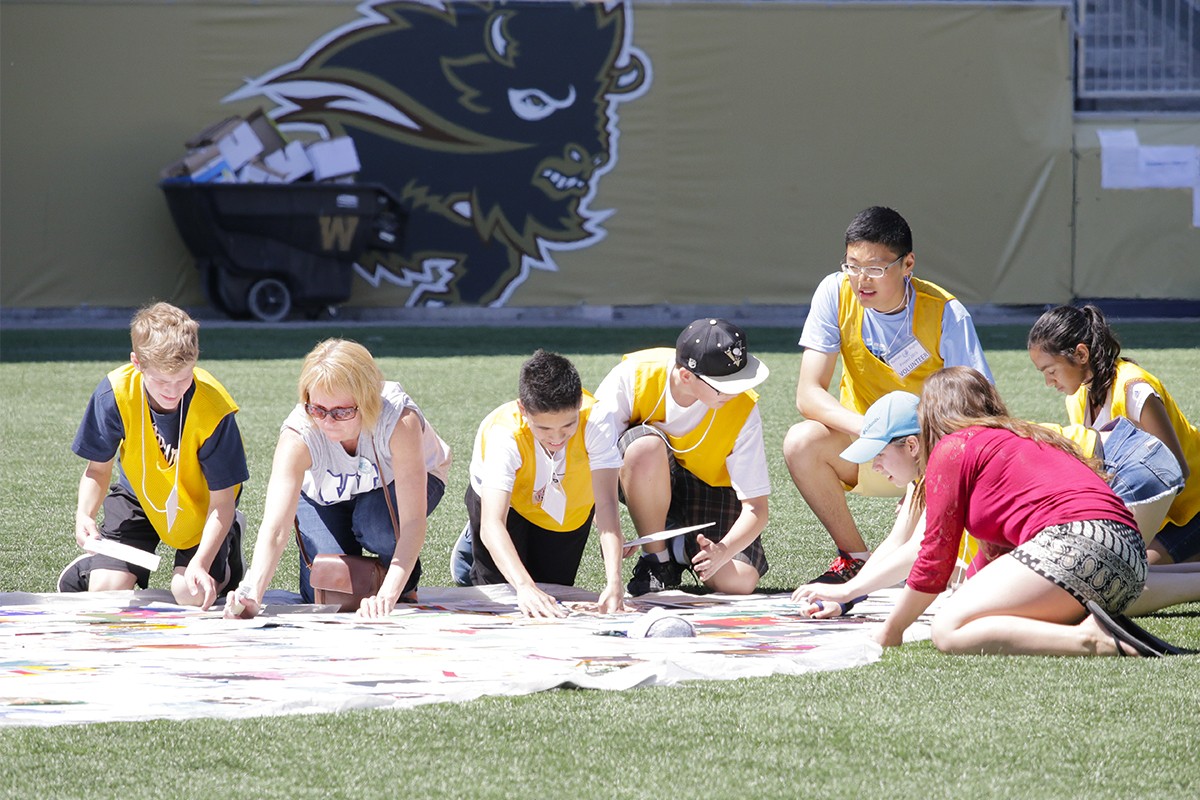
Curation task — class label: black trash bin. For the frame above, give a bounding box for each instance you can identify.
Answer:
[160,181,406,321]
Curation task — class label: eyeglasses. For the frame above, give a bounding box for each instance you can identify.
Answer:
[840,254,906,279]
[305,402,359,421]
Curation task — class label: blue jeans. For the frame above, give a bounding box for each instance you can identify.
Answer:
[1101,417,1184,503]
[1100,417,1200,561]
[295,474,445,603]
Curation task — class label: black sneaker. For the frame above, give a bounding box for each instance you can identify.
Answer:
[57,554,94,592]
[810,552,866,585]
[626,554,685,596]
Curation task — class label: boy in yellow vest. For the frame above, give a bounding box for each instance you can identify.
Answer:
[451,350,627,617]
[59,302,248,610]
[783,207,992,584]
[591,318,771,596]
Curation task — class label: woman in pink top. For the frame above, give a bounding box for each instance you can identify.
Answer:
[878,367,1162,657]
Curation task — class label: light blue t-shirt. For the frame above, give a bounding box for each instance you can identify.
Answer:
[799,272,994,382]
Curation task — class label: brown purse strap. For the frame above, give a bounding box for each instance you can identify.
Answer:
[294,516,314,569]
[376,450,402,544]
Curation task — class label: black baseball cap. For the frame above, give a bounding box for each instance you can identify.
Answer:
[675,318,769,395]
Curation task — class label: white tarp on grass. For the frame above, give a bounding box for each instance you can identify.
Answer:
[0,585,929,727]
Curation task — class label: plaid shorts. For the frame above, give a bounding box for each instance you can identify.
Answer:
[617,425,769,577]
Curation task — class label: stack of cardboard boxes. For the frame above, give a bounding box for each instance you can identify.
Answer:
[160,109,361,184]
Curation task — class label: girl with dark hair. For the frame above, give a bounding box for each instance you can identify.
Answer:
[1028,305,1200,565]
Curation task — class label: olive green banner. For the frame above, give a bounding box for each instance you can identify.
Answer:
[1,2,1194,312]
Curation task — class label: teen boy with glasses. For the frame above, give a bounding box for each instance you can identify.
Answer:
[782,206,992,585]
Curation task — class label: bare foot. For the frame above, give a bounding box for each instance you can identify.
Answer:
[1078,614,1139,657]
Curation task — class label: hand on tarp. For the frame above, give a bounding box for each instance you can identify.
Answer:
[516,583,569,619]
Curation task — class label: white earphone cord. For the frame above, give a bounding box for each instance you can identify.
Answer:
[642,375,716,455]
[139,389,182,516]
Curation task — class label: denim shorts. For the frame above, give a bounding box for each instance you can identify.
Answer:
[1099,417,1184,504]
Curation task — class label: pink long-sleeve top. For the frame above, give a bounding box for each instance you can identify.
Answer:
[907,426,1136,595]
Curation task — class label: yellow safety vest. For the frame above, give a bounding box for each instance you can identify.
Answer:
[622,348,756,487]
[109,363,240,549]
[479,395,598,532]
[836,276,952,413]
[1067,359,1200,528]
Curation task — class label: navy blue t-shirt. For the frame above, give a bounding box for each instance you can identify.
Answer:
[72,375,249,494]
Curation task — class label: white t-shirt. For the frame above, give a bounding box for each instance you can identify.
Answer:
[1089,381,1159,428]
[284,381,452,506]
[468,406,619,494]
[590,355,771,500]
[799,272,994,382]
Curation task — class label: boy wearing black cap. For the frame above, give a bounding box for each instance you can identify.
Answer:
[590,318,771,595]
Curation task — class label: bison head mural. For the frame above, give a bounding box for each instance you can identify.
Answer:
[226,0,650,306]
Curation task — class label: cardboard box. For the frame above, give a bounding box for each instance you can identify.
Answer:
[184,116,243,150]
[245,109,286,157]
[167,108,290,183]
[216,121,263,171]
[306,137,360,181]
[238,161,287,184]
[263,140,313,183]
[160,144,234,183]
[189,150,235,183]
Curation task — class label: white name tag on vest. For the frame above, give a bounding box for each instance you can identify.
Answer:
[889,338,930,378]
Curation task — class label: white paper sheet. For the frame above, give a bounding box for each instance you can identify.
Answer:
[83,538,161,571]
[0,587,914,727]
[623,522,716,548]
[1098,128,1141,189]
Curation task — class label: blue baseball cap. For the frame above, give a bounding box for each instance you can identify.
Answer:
[839,391,921,463]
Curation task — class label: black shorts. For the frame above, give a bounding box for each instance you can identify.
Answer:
[463,484,594,587]
[617,425,769,577]
[94,484,236,587]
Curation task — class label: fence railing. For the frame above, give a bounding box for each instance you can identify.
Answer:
[1076,0,1200,102]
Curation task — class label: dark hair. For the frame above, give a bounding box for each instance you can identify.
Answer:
[845,206,913,257]
[518,349,582,414]
[1027,304,1123,402]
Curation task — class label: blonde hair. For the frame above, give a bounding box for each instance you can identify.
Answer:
[130,302,200,373]
[297,339,384,431]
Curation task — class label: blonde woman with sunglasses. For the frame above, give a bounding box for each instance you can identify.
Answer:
[229,339,451,619]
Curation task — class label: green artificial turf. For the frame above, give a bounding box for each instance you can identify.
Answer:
[1,321,1197,799]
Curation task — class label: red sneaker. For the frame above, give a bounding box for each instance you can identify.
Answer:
[811,553,866,585]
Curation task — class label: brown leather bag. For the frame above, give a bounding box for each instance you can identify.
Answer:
[306,551,389,612]
[296,453,402,612]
